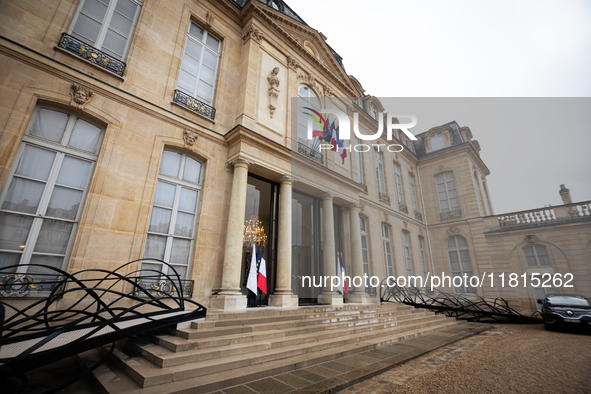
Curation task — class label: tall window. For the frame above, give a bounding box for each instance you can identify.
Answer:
[297,84,321,149]
[409,173,419,213]
[375,150,386,197]
[382,224,394,277]
[447,235,475,294]
[394,163,404,204]
[177,21,221,106]
[436,171,460,217]
[0,107,103,273]
[370,104,378,120]
[360,216,370,277]
[419,236,428,280]
[402,231,413,281]
[142,150,203,279]
[355,135,364,184]
[523,245,550,267]
[430,131,445,151]
[69,0,142,60]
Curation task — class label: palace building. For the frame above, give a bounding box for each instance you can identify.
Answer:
[0,0,590,317]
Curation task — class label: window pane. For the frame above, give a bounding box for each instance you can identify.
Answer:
[178,70,197,93]
[28,254,64,275]
[181,54,199,76]
[2,177,45,214]
[170,238,190,265]
[15,145,56,181]
[69,119,102,153]
[206,34,220,51]
[31,109,69,143]
[174,212,195,237]
[189,23,204,41]
[200,64,215,86]
[144,234,166,260]
[140,262,163,276]
[183,157,201,184]
[202,50,217,70]
[109,9,133,35]
[0,212,33,251]
[159,151,181,177]
[103,29,128,57]
[169,264,187,279]
[114,0,137,19]
[148,207,172,234]
[0,252,21,268]
[46,186,84,220]
[153,181,176,208]
[178,188,198,212]
[197,82,214,104]
[71,13,103,45]
[81,0,110,22]
[34,219,74,254]
[56,156,92,189]
[185,39,202,60]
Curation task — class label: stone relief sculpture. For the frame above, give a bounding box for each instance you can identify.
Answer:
[70,83,94,109]
[267,67,280,118]
[183,129,198,146]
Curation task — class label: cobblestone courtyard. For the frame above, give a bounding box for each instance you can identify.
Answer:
[341,323,591,394]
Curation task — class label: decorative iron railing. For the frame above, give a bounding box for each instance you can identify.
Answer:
[134,276,194,298]
[173,89,216,120]
[440,209,462,220]
[297,142,323,165]
[380,280,541,323]
[414,210,423,221]
[57,33,126,76]
[379,193,390,204]
[398,201,408,213]
[365,286,377,296]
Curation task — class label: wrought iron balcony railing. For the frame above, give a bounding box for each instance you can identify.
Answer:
[440,209,462,220]
[134,275,194,298]
[57,33,126,77]
[173,89,216,120]
[379,193,390,204]
[398,201,408,213]
[297,142,323,165]
[365,286,377,296]
[414,210,423,221]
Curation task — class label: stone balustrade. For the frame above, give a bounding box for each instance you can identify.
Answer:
[497,200,591,228]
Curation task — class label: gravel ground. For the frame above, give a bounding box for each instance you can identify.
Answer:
[390,323,591,394]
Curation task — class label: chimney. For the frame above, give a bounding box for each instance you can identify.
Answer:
[559,184,572,205]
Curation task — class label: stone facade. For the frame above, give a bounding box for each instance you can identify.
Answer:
[0,0,589,313]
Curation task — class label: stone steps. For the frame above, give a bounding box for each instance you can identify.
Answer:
[85,303,463,393]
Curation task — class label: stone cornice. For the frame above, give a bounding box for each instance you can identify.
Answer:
[225,124,292,162]
[417,142,490,176]
[240,2,356,97]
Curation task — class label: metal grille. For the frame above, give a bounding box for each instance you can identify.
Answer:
[297,142,323,164]
[57,33,126,76]
[173,89,216,120]
[440,209,462,220]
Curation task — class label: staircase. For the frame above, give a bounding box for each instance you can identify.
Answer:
[85,303,464,393]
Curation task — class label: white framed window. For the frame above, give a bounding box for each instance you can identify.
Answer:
[297,84,322,150]
[177,21,221,106]
[360,216,370,277]
[419,236,428,280]
[409,173,419,213]
[370,104,378,120]
[354,135,364,184]
[375,150,386,196]
[382,224,394,277]
[436,171,460,216]
[394,162,404,204]
[69,0,142,60]
[523,245,550,267]
[142,150,203,279]
[402,231,413,281]
[0,107,104,274]
[447,235,475,294]
[430,131,445,151]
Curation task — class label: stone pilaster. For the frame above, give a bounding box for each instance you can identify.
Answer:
[318,193,342,305]
[211,159,249,310]
[269,175,297,307]
[346,203,372,303]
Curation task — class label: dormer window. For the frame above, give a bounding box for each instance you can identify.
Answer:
[270,1,280,10]
[370,104,378,120]
[430,131,445,151]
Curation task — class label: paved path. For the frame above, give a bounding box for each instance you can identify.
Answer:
[341,324,591,394]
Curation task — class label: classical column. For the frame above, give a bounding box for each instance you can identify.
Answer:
[269,175,297,307]
[346,203,372,303]
[211,159,249,310]
[318,193,342,305]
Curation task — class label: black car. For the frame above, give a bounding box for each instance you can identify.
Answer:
[538,294,591,331]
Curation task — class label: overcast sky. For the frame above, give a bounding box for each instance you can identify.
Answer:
[291,0,591,213]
